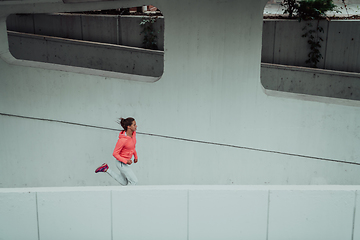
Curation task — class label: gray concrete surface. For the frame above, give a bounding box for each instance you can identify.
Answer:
[8,31,164,77]
[6,14,165,50]
[261,63,360,100]
[262,19,360,73]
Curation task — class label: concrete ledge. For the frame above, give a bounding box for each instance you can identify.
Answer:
[261,62,360,102]
[0,30,162,82]
[7,31,164,78]
[1,186,359,240]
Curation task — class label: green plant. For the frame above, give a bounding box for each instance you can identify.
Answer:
[281,0,299,18]
[297,0,336,20]
[281,0,339,68]
[297,0,335,68]
[302,21,324,67]
[140,16,160,50]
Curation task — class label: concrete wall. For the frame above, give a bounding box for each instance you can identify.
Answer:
[261,63,360,100]
[7,15,360,73]
[7,29,359,98]
[6,13,165,50]
[1,0,360,188]
[1,186,360,240]
[6,16,360,98]
[262,19,360,73]
[8,31,164,77]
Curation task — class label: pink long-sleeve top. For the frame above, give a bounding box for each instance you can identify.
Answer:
[113,131,138,164]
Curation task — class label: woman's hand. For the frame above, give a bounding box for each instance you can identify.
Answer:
[134,159,138,163]
[127,159,133,165]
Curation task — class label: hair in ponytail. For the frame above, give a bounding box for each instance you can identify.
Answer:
[118,117,135,131]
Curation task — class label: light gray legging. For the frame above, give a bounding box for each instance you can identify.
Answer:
[106,160,138,185]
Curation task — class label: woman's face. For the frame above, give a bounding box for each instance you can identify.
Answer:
[129,120,137,132]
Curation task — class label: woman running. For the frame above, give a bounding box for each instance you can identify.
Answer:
[95,117,138,185]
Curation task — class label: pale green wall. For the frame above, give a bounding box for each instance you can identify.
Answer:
[1,0,360,187]
[1,186,360,239]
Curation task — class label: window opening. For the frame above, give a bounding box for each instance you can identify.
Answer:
[6,5,164,81]
[261,0,360,101]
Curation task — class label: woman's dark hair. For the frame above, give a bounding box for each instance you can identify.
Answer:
[118,117,135,131]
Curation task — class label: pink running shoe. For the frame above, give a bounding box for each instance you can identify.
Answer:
[95,163,109,173]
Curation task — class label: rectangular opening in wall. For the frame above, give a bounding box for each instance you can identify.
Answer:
[5,5,164,81]
[261,1,360,101]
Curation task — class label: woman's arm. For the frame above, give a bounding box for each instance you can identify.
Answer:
[113,139,129,164]
[133,132,138,163]
[134,150,138,161]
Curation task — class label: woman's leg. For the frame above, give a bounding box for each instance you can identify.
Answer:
[106,162,128,186]
[116,161,138,185]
